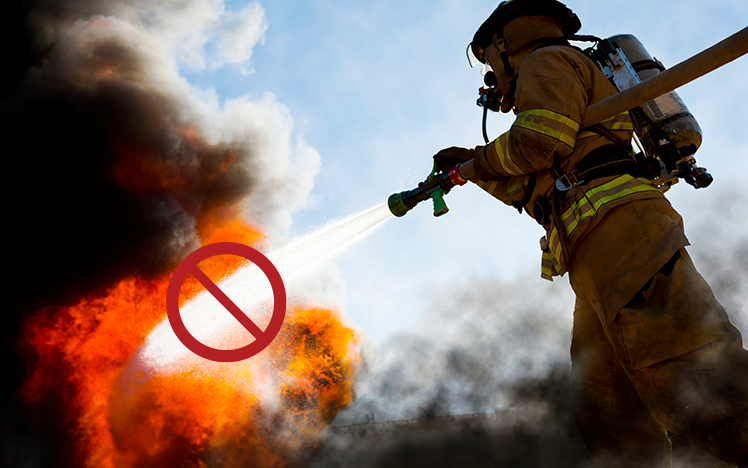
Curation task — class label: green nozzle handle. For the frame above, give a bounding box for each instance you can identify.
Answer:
[432,189,449,217]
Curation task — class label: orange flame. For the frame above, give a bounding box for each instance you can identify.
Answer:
[21,221,360,468]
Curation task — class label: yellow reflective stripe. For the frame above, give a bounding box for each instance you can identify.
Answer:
[493,131,523,176]
[541,250,556,271]
[560,176,660,235]
[610,121,634,131]
[529,109,581,131]
[545,176,661,274]
[541,251,555,280]
[513,109,580,148]
[610,112,634,131]
[612,111,631,121]
[577,112,632,138]
[596,112,629,124]
[546,224,565,265]
[565,184,659,236]
[477,179,499,195]
[507,175,527,195]
[559,174,636,224]
[546,230,566,269]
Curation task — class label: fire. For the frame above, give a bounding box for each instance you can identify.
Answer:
[21,221,361,468]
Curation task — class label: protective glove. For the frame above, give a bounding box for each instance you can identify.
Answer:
[432,146,474,173]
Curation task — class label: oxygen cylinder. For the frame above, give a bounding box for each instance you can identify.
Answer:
[608,35,703,160]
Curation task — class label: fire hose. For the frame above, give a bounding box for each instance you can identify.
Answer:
[388,26,748,218]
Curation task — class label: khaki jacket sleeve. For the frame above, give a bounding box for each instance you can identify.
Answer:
[474,48,590,180]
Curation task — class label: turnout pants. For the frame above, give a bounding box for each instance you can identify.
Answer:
[568,197,748,467]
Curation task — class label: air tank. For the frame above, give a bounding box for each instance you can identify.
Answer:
[609,34,702,159]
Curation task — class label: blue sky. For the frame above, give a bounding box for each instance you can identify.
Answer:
[181,0,748,345]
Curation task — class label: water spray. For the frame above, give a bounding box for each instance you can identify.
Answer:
[139,203,393,370]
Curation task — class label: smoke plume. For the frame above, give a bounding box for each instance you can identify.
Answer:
[312,196,747,468]
[4,1,321,466]
[5,0,318,312]
[335,277,574,423]
[311,275,582,465]
[680,185,748,336]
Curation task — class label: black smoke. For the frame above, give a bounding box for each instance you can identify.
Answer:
[311,260,746,468]
[309,366,737,468]
[309,364,592,468]
[2,1,255,466]
[5,2,253,314]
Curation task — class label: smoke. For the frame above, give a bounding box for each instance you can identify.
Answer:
[334,276,574,423]
[677,184,748,337]
[312,196,748,467]
[309,275,585,466]
[313,364,591,468]
[3,1,321,466]
[5,0,318,313]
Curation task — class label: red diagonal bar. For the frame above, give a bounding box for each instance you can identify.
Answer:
[188,266,264,339]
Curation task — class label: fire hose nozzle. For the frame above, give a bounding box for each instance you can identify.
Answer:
[387,165,464,218]
[387,191,412,217]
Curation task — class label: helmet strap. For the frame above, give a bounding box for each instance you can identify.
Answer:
[501,51,514,77]
[495,37,515,77]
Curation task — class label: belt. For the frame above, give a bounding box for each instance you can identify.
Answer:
[555,144,637,191]
[536,145,639,272]
[533,145,637,226]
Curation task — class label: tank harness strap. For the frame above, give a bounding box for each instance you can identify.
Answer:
[630,58,665,74]
[507,37,583,216]
[511,172,537,214]
[530,156,563,226]
[551,186,572,268]
[580,122,630,148]
[527,36,582,53]
[554,144,638,191]
[536,144,640,269]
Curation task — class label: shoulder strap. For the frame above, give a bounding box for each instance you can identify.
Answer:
[509,37,599,215]
[581,123,631,148]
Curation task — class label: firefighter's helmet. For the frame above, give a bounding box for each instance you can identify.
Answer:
[468,0,581,66]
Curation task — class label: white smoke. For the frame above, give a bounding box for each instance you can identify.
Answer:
[331,274,575,424]
[35,0,318,235]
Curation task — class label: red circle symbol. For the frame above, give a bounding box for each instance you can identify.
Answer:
[166,242,286,362]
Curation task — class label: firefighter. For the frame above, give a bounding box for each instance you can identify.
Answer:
[434,1,748,466]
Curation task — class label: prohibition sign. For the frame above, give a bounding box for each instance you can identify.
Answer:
[166,242,286,362]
